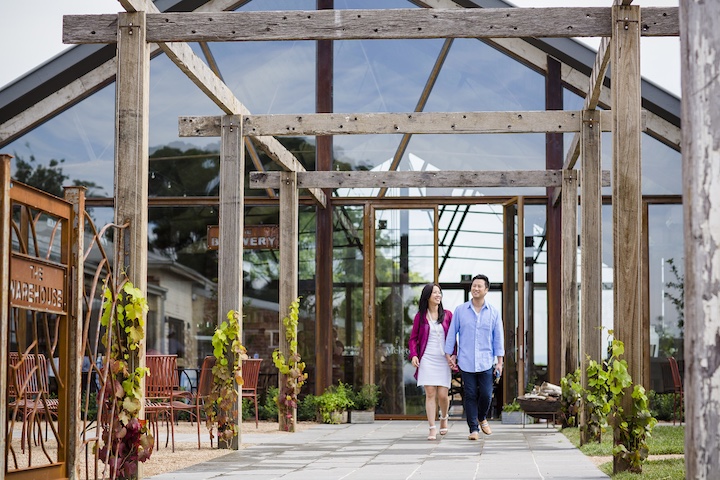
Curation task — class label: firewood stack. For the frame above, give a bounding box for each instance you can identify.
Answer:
[517,382,562,418]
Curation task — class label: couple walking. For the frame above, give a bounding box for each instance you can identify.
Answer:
[408,274,505,441]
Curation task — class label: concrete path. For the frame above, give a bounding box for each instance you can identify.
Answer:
[148,420,609,480]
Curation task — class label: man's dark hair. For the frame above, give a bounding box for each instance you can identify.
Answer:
[472,274,490,288]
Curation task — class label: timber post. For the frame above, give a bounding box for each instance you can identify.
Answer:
[218,114,245,448]
[64,186,86,480]
[113,15,150,472]
[279,171,299,431]
[680,0,720,477]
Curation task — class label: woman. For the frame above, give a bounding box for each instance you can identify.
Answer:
[408,283,453,440]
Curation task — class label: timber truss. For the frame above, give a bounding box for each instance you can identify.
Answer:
[56,0,679,417]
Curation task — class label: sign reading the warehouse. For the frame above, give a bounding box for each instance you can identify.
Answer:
[207,225,280,251]
[10,255,66,314]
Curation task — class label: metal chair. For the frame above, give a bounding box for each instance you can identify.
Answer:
[667,356,683,425]
[241,358,263,428]
[171,355,216,448]
[8,352,58,452]
[145,354,178,451]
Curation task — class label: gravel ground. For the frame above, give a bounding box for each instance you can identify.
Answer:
[143,420,316,477]
[5,420,316,478]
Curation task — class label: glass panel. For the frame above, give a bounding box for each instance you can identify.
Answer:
[333,34,546,197]
[331,206,365,387]
[648,204,684,394]
[438,204,505,295]
[374,208,433,415]
[642,134,682,195]
[523,204,547,387]
[5,84,116,197]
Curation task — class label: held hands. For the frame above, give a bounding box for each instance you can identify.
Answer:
[446,354,458,371]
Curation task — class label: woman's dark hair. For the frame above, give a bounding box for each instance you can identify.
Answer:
[418,283,445,323]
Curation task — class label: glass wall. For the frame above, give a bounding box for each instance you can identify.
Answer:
[648,203,684,393]
[0,0,686,409]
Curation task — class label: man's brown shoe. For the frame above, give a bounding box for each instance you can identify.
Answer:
[468,431,480,440]
[480,420,492,435]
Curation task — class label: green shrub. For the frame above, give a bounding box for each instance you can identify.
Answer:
[241,398,254,421]
[502,399,521,412]
[351,384,379,411]
[316,382,353,423]
[648,391,683,422]
[298,394,317,421]
[260,386,279,421]
[560,369,582,427]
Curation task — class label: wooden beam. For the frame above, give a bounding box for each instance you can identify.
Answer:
[112,14,149,458]
[579,110,603,445]
[63,186,86,480]
[180,111,614,137]
[363,203,375,386]
[517,196,525,397]
[278,171,298,430]
[249,170,611,189]
[612,4,643,385]
[242,111,613,136]
[114,11,149,293]
[561,170,579,377]
[63,8,679,44]
[502,199,519,401]
[0,156,11,477]
[585,37,613,111]
[679,0,720,477]
[217,115,245,446]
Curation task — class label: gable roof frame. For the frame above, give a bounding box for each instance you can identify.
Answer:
[0,0,680,157]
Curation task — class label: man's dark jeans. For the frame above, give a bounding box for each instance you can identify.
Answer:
[460,368,494,433]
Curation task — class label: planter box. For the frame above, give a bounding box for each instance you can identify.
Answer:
[318,410,348,424]
[501,411,531,424]
[349,410,375,424]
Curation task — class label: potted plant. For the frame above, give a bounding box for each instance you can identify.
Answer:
[315,382,353,424]
[349,384,380,424]
[501,399,526,424]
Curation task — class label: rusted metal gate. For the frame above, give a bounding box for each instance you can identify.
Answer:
[1,155,133,480]
[1,155,82,480]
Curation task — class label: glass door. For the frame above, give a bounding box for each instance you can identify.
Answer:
[372,208,435,416]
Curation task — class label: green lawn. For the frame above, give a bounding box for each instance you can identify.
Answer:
[598,458,685,479]
[561,425,685,479]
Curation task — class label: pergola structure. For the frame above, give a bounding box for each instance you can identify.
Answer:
[1,0,717,477]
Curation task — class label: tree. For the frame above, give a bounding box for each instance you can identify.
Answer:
[13,152,105,197]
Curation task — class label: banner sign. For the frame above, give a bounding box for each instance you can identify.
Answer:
[207,225,280,251]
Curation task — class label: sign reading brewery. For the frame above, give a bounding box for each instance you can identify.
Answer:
[207,225,280,251]
[10,254,67,314]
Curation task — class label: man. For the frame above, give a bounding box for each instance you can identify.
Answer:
[445,274,504,440]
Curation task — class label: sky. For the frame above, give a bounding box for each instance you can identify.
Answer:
[0,0,681,94]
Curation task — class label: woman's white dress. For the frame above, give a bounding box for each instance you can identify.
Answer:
[417,318,451,388]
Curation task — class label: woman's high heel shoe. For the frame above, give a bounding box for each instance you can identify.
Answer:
[427,425,437,440]
[439,413,449,435]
